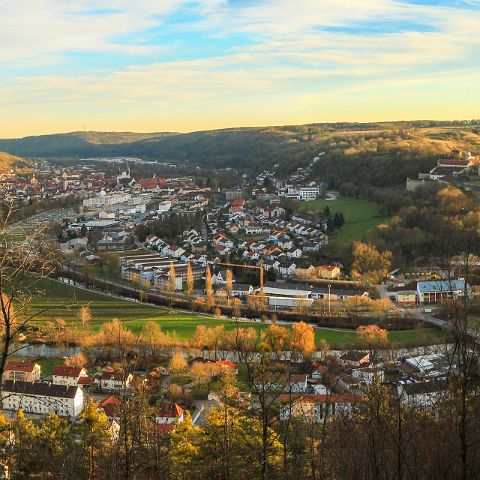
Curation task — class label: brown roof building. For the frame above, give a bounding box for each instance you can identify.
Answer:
[3,361,41,383]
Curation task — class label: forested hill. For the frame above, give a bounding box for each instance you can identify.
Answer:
[0,121,479,186]
[0,152,27,173]
[0,131,175,159]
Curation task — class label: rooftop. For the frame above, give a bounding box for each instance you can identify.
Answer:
[4,361,38,373]
[2,380,80,399]
[52,365,86,377]
[417,279,469,293]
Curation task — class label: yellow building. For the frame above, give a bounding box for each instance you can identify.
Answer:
[317,265,341,280]
[3,361,41,382]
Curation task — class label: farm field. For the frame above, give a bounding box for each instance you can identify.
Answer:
[298,197,387,241]
[26,277,443,348]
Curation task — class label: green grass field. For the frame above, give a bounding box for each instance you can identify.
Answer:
[298,197,388,241]
[25,277,443,348]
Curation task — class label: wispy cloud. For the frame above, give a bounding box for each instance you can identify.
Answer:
[0,0,479,136]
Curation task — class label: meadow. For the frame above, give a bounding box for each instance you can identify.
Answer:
[298,197,388,241]
[25,277,444,348]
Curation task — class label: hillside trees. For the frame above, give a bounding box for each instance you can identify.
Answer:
[351,242,392,283]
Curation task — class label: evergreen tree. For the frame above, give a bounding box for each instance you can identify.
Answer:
[75,401,113,479]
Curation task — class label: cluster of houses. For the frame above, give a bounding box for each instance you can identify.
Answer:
[0,357,241,434]
[254,152,326,195]
[276,346,457,423]
[408,151,478,190]
[0,361,137,419]
[204,196,330,279]
[53,165,214,253]
[0,342,458,432]
[122,247,362,307]
[0,359,187,433]
[125,189,343,302]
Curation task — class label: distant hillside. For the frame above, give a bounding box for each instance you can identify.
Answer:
[0,152,27,173]
[0,121,479,185]
[0,131,176,158]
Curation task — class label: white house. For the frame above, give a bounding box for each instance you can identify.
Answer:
[416,279,471,304]
[245,225,264,235]
[351,367,384,386]
[99,371,133,391]
[278,262,297,277]
[397,380,447,408]
[254,374,308,393]
[1,381,84,418]
[157,201,172,213]
[155,401,185,425]
[286,248,302,259]
[52,365,88,386]
[231,283,254,297]
[163,245,186,259]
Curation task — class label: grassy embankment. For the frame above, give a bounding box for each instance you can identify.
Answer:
[26,277,444,348]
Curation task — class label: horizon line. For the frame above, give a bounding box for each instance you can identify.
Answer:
[1,118,479,140]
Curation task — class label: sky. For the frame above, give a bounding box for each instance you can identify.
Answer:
[1,0,479,137]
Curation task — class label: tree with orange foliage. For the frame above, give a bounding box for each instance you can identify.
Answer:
[205,266,215,311]
[190,361,215,386]
[186,262,194,298]
[356,324,388,360]
[78,305,92,328]
[225,269,233,298]
[64,352,88,368]
[437,186,468,214]
[351,242,392,284]
[290,321,315,361]
[264,324,289,356]
[94,318,135,361]
[169,351,188,376]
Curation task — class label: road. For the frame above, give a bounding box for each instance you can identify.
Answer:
[414,312,480,342]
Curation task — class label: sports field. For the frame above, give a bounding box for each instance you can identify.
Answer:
[298,197,387,241]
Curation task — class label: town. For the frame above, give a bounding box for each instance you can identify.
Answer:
[0,135,479,478]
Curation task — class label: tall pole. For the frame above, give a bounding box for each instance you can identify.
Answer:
[328,284,331,315]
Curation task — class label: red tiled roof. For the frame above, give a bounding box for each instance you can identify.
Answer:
[99,396,121,417]
[78,376,94,385]
[101,371,128,381]
[4,361,38,373]
[438,158,470,166]
[100,396,121,408]
[52,365,86,377]
[157,402,184,419]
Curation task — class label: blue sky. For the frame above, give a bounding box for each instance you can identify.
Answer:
[0,0,479,137]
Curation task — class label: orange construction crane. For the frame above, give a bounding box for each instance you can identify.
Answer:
[216,262,264,289]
